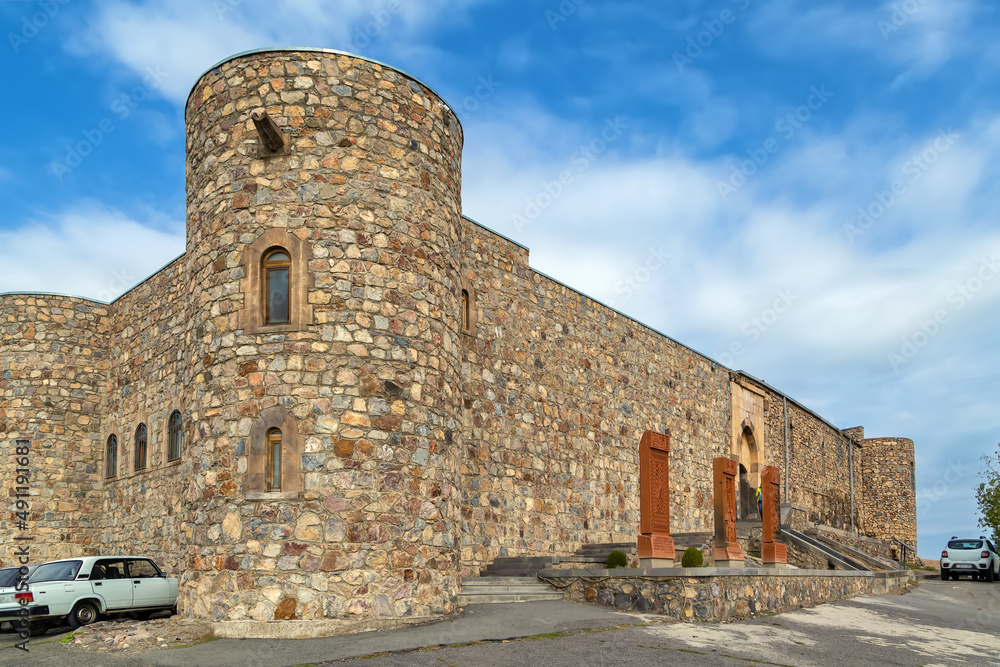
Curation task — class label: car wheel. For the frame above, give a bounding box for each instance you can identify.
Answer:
[68,601,99,629]
[28,621,49,637]
[941,570,948,580]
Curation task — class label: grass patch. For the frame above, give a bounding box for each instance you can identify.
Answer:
[58,632,77,644]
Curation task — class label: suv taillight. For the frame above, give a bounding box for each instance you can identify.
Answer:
[14,592,33,604]
[941,550,948,558]
[982,551,990,558]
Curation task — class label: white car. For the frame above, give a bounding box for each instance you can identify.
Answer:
[0,566,37,632]
[940,537,1000,581]
[0,556,178,632]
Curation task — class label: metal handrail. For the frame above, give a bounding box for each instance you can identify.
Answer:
[891,537,915,568]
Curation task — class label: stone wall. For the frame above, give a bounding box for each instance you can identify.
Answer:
[0,294,109,565]
[861,437,917,553]
[542,567,913,621]
[98,257,190,576]
[456,220,732,572]
[758,379,861,532]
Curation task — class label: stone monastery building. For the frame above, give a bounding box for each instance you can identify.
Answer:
[1,49,917,627]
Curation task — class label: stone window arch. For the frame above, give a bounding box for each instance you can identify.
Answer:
[459,277,477,335]
[240,229,312,334]
[134,423,148,471]
[167,410,182,462]
[246,406,301,499]
[105,434,118,479]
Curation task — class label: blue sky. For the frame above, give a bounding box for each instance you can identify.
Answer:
[2,0,998,558]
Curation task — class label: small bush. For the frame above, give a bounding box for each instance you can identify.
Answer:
[681,546,704,568]
[606,550,628,568]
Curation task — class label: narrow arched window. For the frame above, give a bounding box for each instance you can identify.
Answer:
[266,428,282,491]
[167,411,182,462]
[461,289,470,332]
[134,423,147,471]
[263,248,290,325]
[105,435,118,479]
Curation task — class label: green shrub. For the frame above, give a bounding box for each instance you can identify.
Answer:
[681,546,704,568]
[606,550,628,568]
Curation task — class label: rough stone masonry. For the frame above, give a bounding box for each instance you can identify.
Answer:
[0,48,917,633]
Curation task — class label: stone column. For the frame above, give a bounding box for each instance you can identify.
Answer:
[761,465,787,568]
[637,430,676,567]
[713,457,745,568]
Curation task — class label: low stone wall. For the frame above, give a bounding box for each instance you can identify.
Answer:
[539,567,914,622]
[785,540,833,570]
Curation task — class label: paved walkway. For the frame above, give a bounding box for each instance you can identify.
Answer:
[0,599,646,666]
[2,580,998,666]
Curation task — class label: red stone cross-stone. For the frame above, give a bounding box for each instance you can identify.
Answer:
[637,430,676,565]
[761,465,787,567]
[713,456,746,567]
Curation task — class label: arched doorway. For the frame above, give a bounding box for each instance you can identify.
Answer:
[738,423,761,519]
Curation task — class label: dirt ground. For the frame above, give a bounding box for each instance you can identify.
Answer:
[50,613,213,656]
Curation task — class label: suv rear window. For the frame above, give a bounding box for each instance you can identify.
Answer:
[948,540,984,550]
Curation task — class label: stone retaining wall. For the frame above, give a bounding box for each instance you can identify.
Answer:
[539,567,913,622]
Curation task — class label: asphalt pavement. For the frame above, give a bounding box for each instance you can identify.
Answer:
[1,579,998,666]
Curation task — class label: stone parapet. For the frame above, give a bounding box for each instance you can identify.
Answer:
[540,568,914,621]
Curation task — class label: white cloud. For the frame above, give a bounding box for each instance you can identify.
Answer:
[745,0,977,80]
[68,0,489,103]
[0,203,184,302]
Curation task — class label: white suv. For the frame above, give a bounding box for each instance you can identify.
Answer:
[0,556,178,634]
[940,537,1000,581]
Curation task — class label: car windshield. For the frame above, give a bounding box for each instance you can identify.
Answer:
[948,540,983,550]
[29,560,82,583]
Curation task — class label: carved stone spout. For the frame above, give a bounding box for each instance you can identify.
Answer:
[252,110,287,156]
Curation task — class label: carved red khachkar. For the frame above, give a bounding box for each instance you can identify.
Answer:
[637,430,676,561]
[713,457,746,565]
[761,465,787,566]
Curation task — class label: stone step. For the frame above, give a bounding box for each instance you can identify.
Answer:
[461,579,557,595]
[459,576,561,604]
[457,592,565,605]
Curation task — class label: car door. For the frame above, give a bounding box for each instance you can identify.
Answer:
[90,559,133,610]
[127,559,171,606]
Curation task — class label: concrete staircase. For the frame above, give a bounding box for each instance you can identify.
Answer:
[780,526,868,570]
[457,576,563,605]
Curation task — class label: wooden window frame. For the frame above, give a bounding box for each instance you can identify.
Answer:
[134,423,148,471]
[262,247,291,325]
[167,411,182,462]
[459,278,477,336]
[266,428,282,492]
[105,434,118,479]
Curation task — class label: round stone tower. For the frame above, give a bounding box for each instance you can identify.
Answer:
[181,49,466,626]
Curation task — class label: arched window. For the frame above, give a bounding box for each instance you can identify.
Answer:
[167,411,182,462]
[263,248,290,325]
[266,428,282,491]
[461,289,470,332]
[134,423,147,471]
[105,435,118,479]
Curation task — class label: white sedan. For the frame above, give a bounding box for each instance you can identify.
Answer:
[0,556,178,632]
